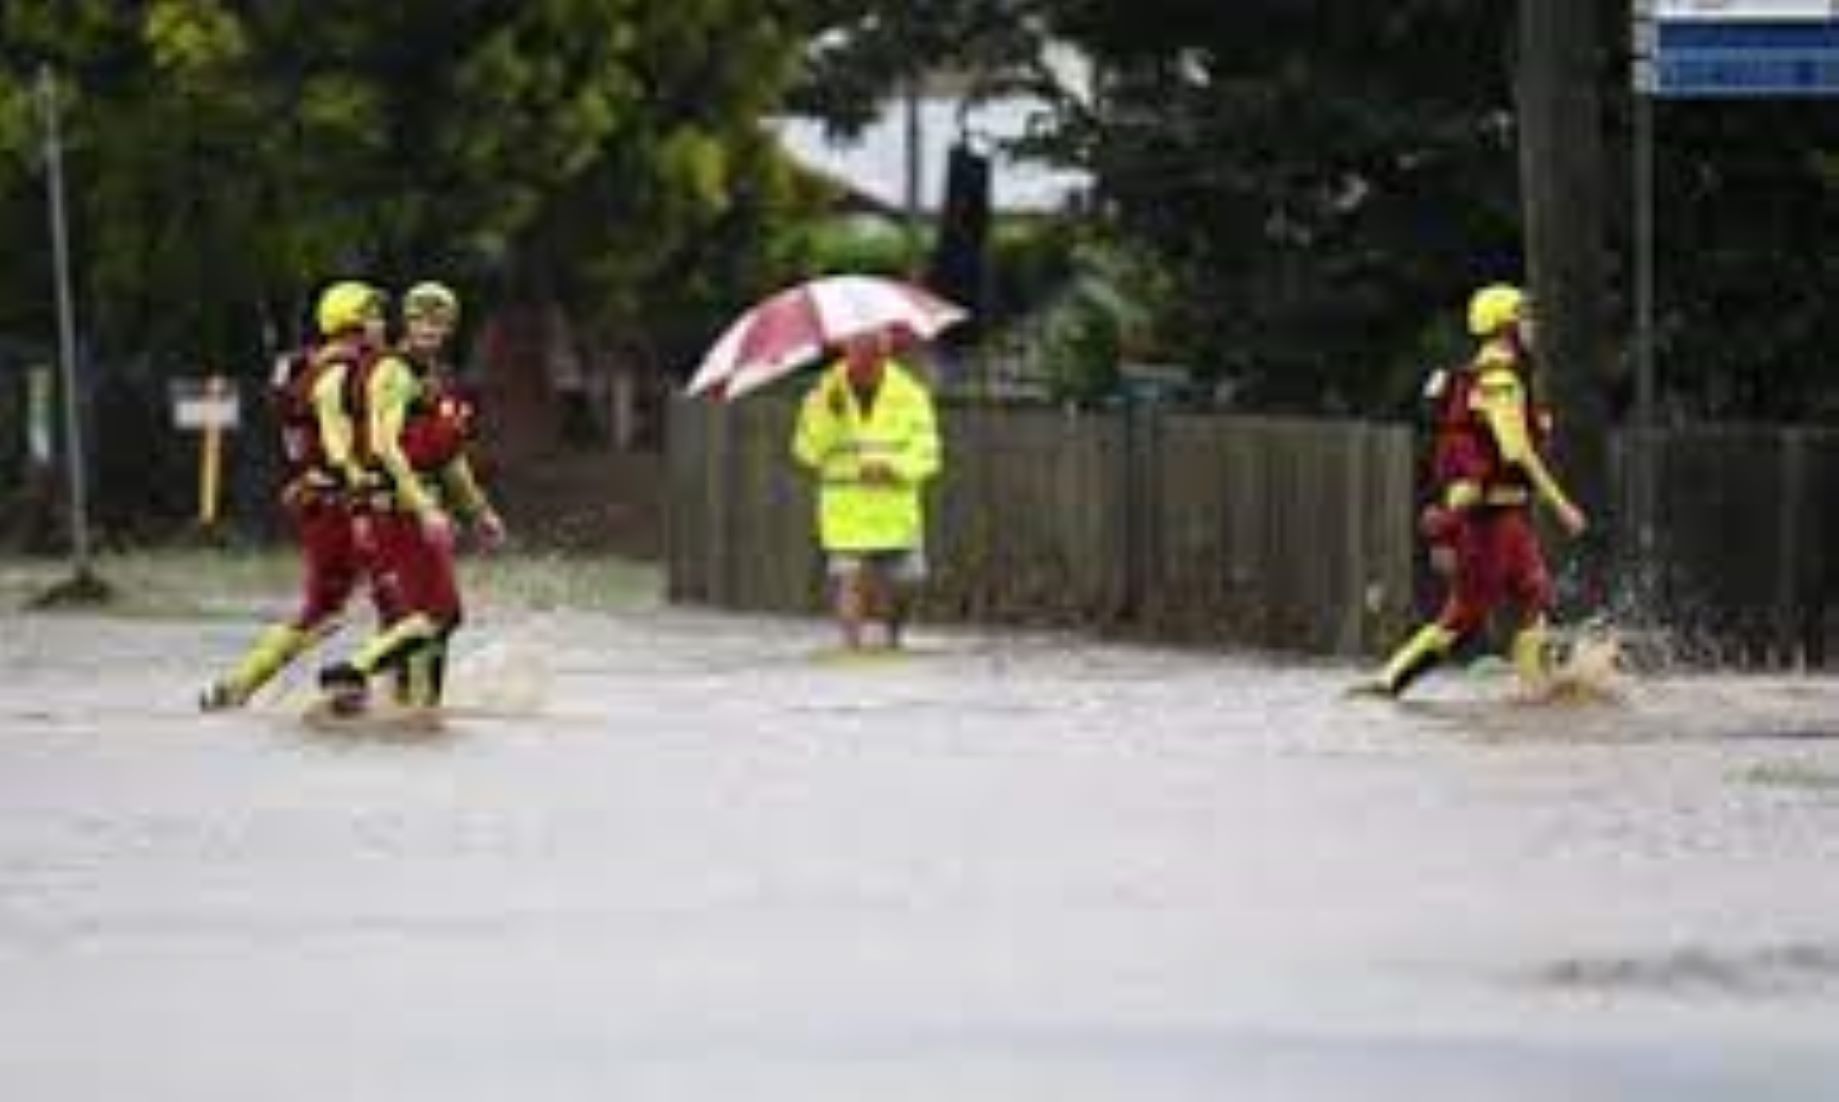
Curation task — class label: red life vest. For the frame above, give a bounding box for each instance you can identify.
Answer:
[345,349,474,473]
[1428,366,1490,492]
[271,340,374,480]
[1427,347,1553,505]
[400,377,476,471]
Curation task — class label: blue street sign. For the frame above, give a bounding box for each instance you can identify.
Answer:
[1643,15,1839,97]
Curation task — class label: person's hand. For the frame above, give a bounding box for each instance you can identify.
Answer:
[859,459,897,486]
[1428,544,1459,578]
[1555,501,1588,538]
[473,509,508,552]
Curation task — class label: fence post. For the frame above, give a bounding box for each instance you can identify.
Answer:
[1777,430,1805,664]
[1334,425,1367,654]
[663,398,684,601]
[1119,398,1158,625]
[712,401,736,607]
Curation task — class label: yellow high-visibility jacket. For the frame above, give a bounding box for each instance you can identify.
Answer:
[791,359,941,551]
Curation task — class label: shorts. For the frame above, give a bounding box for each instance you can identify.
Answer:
[364,511,463,625]
[1436,507,1551,635]
[290,500,365,629]
[826,547,928,585]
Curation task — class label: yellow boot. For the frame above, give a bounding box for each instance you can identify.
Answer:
[319,614,441,715]
[201,624,313,710]
[1353,622,1458,698]
[349,613,440,677]
[1510,617,1555,691]
[400,637,444,709]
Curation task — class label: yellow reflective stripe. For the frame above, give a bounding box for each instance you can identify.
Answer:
[829,440,903,457]
[1445,480,1482,510]
[1482,486,1530,506]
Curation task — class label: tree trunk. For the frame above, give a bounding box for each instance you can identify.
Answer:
[1516,0,1611,586]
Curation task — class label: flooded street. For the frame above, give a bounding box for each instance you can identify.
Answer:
[4,569,1839,1100]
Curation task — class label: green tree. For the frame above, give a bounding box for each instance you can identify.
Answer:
[0,0,818,375]
[1041,1,1525,411]
[797,1,1839,421]
[784,2,1525,409]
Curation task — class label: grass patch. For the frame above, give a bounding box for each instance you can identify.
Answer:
[467,551,662,613]
[2,548,662,619]
[1739,760,1839,792]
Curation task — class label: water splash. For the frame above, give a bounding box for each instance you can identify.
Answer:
[1526,629,1630,705]
[444,638,552,717]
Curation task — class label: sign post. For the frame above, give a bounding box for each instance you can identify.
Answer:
[170,375,241,528]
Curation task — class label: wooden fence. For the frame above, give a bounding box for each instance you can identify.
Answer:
[667,397,1417,655]
[670,397,1839,665]
[1606,428,1839,666]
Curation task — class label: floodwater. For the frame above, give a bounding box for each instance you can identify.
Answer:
[4,581,1839,1101]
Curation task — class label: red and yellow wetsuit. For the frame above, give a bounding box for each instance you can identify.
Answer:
[279,339,377,624]
[1374,336,1582,695]
[326,348,494,706]
[202,338,375,706]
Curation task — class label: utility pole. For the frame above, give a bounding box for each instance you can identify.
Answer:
[32,64,110,607]
[1631,3,1659,558]
[1517,0,1612,583]
[902,71,925,253]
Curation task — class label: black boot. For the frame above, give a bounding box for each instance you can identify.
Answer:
[317,662,368,717]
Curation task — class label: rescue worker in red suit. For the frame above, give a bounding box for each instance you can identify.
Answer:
[1357,284,1588,697]
[199,280,387,710]
[318,282,504,713]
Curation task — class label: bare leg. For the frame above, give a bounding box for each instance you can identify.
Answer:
[857,567,893,648]
[884,580,912,649]
[835,568,868,650]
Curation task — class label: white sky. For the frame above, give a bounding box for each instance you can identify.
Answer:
[772,95,1091,215]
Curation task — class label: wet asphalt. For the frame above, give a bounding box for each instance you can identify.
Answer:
[3,604,1839,1101]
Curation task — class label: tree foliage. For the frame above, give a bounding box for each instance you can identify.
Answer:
[0,0,815,375]
[1647,100,1839,419]
[0,1,1832,422]
[792,0,1839,420]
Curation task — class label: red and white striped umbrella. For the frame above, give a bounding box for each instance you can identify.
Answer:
[687,274,967,400]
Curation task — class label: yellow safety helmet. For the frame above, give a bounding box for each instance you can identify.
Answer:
[1467,283,1527,337]
[403,281,460,325]
[316,280,383,336]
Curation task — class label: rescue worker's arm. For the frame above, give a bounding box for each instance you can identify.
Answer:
[438,455,506,548]
[308,362,363,487]
[366,356,439,518]
[437,455,491,519]
[1472,368,1586,532]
